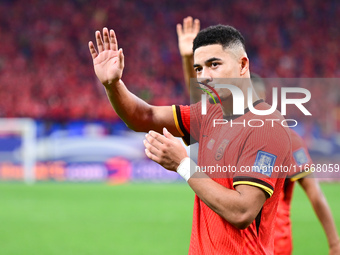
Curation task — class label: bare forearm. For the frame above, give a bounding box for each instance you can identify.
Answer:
[104,79,153,132]
[181,56,202,103]
[311,193,339,247]
[188,172,265,229]
[181,56,195,91]
[300,178,340,248]
[104,79,179,135]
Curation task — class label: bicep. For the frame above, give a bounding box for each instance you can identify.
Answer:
[151,105,183,137]
[234,184,268,217]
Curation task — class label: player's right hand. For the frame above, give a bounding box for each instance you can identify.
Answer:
[144,128,188,171]
[88,28,124,87]
[177,16,200,57]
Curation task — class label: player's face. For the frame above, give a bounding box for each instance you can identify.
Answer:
[193,44,242,102]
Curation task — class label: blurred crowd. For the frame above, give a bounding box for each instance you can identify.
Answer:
[0,0,339,124]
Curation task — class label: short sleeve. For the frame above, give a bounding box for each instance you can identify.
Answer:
[172,102,202,145]
[233,123,291,197]
[288,129,313,181]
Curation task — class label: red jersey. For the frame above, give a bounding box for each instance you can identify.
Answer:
[274,129,313,255]
[173,99,291,255]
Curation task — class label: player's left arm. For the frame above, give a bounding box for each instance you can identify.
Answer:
[144,128,268,229]
[298,177,340,255]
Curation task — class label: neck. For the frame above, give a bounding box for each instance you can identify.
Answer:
[220,80,259,117]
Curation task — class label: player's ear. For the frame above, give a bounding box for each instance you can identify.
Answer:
[240,56,249,76]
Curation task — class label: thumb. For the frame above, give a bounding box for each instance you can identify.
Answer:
[163,127,175,140]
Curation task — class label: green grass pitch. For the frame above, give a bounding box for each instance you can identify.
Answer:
[291,182,340,254]
[0,182,339,254]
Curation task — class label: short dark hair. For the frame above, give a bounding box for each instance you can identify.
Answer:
[193,25,246,53]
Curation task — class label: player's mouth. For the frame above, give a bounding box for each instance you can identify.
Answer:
[197,81,222,105]
[197,81,215,90]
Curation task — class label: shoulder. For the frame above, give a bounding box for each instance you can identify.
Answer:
[289,129,306,149]
[241,102,292,154]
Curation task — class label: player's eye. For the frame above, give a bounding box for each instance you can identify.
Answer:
[195,67,202,73]
[211,62,220,68]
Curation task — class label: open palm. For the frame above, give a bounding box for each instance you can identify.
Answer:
[89,28,124,86]
[177,17,200,57]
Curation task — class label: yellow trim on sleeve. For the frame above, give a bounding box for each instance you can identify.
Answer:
[233,181,274,197]
[290,167,313,182]
[172,105,184,137]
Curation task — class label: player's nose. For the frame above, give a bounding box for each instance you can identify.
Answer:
[197,77,213,87]
[200,68,213,81]
[197,70,213,86]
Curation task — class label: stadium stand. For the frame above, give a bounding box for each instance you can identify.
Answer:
[0,0,339,137]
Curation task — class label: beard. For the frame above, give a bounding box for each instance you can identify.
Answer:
[208,96,218,104]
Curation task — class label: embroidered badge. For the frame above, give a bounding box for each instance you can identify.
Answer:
[293,148,308,166]
[253,151,277,177]
[215,139,229,161]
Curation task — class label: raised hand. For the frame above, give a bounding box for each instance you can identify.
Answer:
[176,16,200,57]
[88,28,124,87]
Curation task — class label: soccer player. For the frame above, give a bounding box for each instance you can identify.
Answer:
[177,17,340,255]
[89,25,291,254]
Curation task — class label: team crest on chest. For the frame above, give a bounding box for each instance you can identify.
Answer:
[215,139,229,161]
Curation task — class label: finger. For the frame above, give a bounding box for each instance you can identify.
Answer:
[183,17,189,33]
[118,48,124,69]
[145,132,163,150]
[143,139,160,157]
[163,127,175,140]
[88,41,98,59]
[176,23,183,37]
[110,29,118,51]
[103,27,110,50]
[185,16,193,33]
[148,130,169,145]
[193,19,200,34]
[95,30,104,52]
[145,148,161,163]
